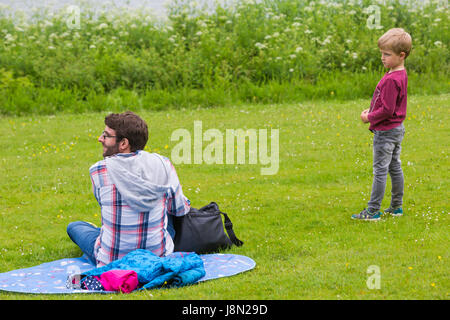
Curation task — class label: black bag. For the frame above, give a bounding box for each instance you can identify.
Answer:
[173,202,243,253]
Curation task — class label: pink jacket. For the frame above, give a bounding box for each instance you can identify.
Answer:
[99,270,138,293]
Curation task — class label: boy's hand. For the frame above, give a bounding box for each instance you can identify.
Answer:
[360,109,369,123]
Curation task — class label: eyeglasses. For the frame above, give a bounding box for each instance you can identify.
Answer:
[100,131,117,139]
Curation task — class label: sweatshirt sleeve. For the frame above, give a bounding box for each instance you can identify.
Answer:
[367,78,400,126]
[165,159,191,217]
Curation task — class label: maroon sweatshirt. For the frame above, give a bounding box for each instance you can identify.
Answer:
[368,69,408,131]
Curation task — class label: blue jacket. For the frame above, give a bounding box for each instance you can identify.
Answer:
[81,249,205,290]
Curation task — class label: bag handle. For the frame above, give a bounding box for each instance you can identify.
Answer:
[221,212,243,247]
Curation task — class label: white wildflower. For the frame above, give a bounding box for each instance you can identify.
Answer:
[322,37,331,45]
[295,46,303,52]
[4,33,15,42]
[254,42,267,49]
[97,23,108,30]
[43,20,53,27]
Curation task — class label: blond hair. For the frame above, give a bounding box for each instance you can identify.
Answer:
[378,28,412,58]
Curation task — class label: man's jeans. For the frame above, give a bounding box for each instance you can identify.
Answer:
[67,216,176,265]
[67,221,100,265]
[368,124,405,212]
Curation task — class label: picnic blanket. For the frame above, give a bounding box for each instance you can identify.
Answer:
[0,252,255,294]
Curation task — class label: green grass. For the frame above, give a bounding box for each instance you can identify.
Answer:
[0,93,448,299]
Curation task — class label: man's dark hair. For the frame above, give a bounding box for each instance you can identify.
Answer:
[105,111,148,152]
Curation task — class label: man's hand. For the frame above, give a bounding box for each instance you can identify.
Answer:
[360,109,370,123]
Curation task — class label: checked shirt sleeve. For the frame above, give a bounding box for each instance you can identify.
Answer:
[89,160,109,206]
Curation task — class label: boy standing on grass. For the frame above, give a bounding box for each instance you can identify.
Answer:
[352,28,412,221]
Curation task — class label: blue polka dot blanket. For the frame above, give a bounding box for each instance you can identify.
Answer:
[0,251,255,294]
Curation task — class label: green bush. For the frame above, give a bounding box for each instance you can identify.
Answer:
[0,0,448,115]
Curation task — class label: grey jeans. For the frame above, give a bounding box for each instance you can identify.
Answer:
[368,124,405,211]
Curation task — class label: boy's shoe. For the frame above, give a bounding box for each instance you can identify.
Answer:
[384,206,403,217]
[351,208,382,221]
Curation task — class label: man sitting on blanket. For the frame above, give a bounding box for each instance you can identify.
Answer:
[67,111,191,267]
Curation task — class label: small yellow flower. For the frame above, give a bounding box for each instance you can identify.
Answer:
[431,283,436,287]
[408,267,413,270]
[164,144,169,149]
[336,133,340,136]
[438,256,442,260]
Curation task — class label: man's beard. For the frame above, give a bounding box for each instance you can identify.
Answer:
[103,143,120,158]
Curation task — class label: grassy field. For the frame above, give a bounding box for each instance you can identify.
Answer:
[0,93,448,299]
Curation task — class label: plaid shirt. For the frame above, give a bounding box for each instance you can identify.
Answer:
[89,152,190,266]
